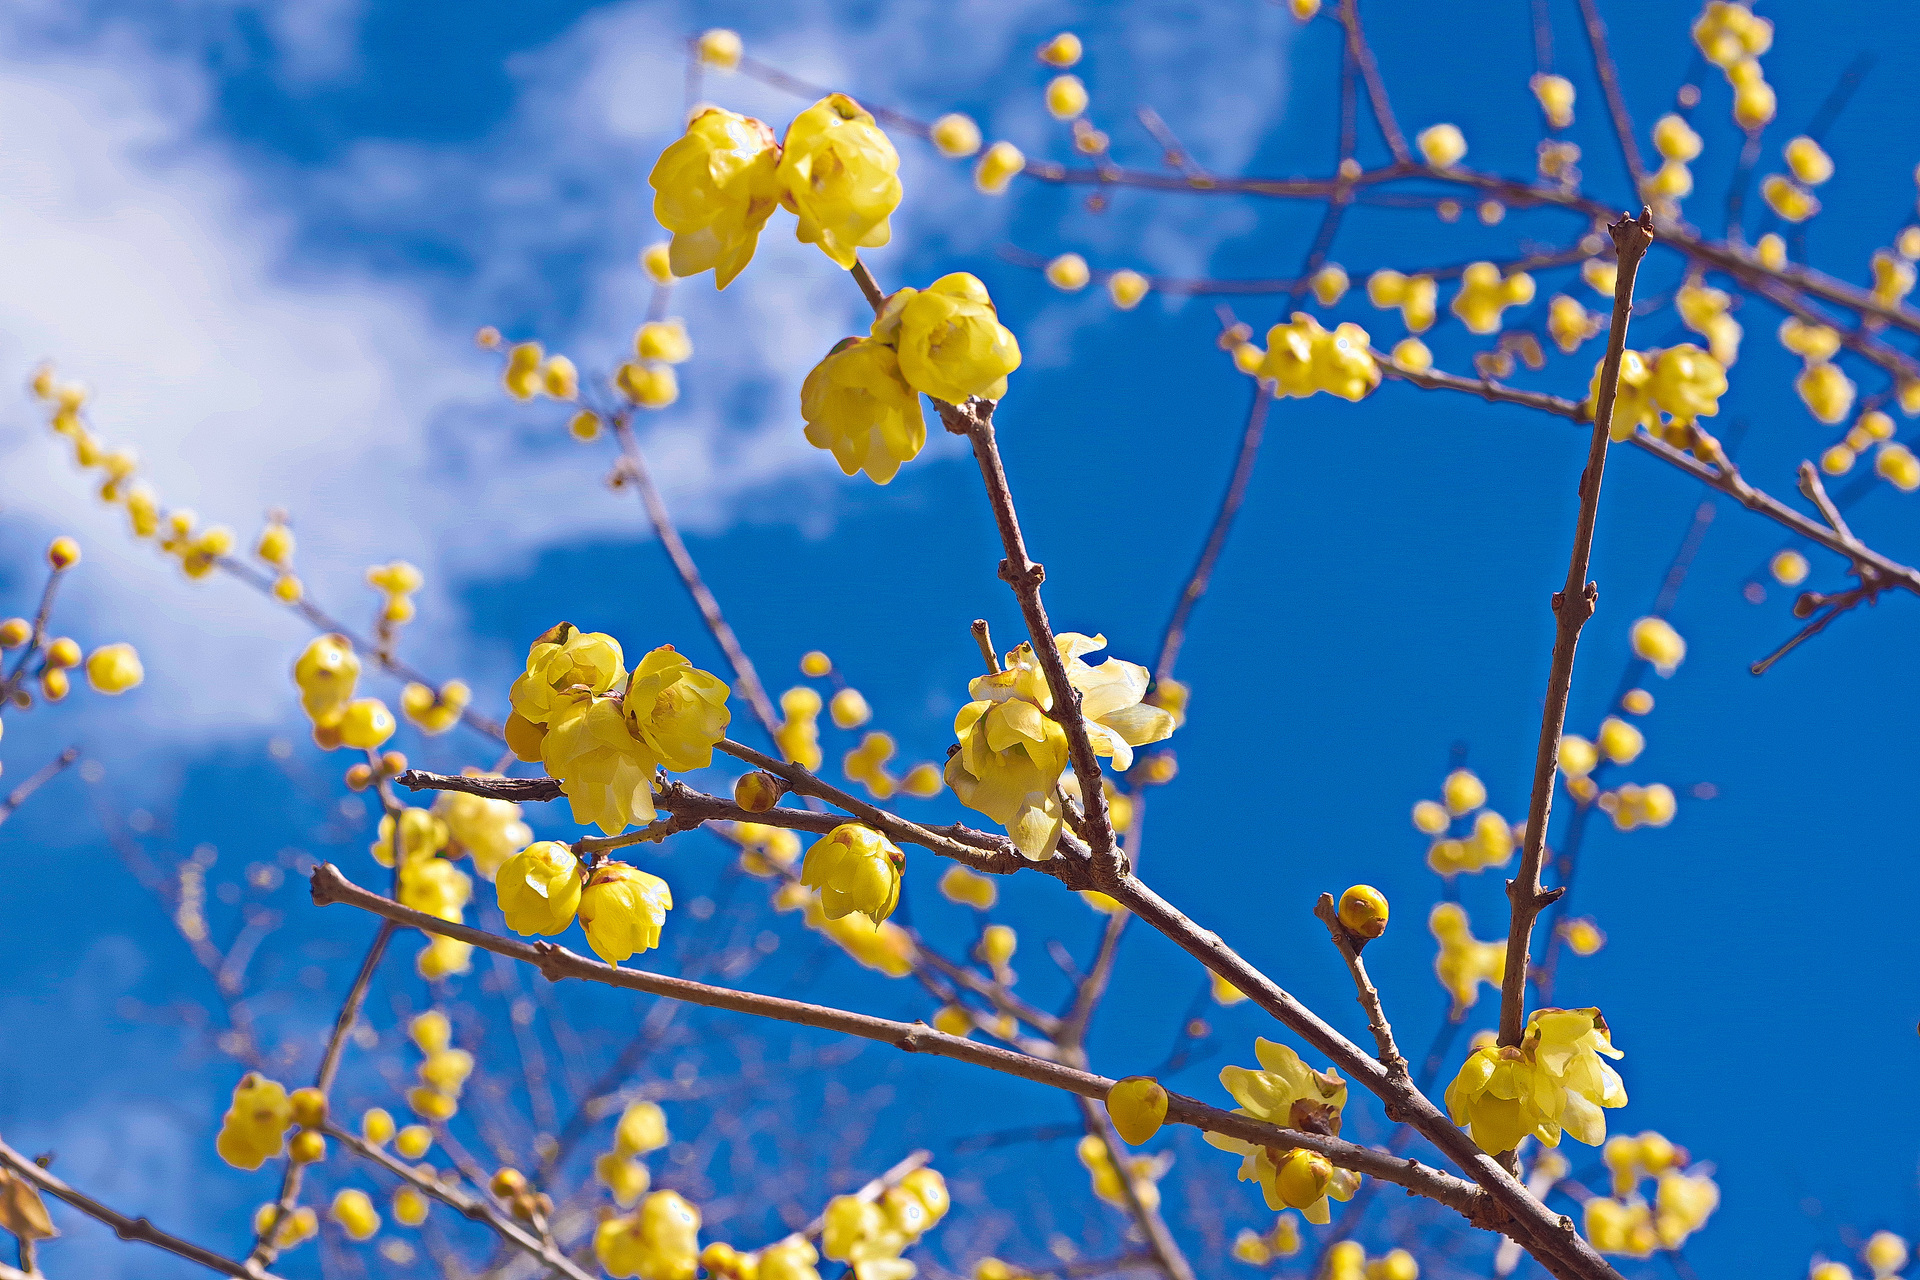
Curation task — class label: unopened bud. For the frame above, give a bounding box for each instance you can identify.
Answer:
[1337,885,1389,939]
[734,772,785,813]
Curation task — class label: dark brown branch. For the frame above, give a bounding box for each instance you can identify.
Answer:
[0,1140,283,1280]
[1574,0,1648,193]
[1337,0,1410,162]
[1499,210,1654,1053]
[305,864,1492,1225]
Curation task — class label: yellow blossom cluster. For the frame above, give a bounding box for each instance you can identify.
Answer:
[779,887,917,976]
[595,1100,669,1209]
[1585,1133,1718,1256]
[1429,903,1506,1013]
[734,821,802,877]
[293,633,395,752]
[1078,1132,1171,1213]
[597,1189,701,1280]
[1321,1243,1418,1280]
[800,823,905,924]
[1675,280,1742,366]
[819,1168,950,1279]
[505,623,729,834]
[215,1073,295,1171]
[432,779,533,880]
[1591,346,1728,456]
[1411,769,1517,877]
[1445,1007,1627,1153]
[1230,1213,1302,1266]
[1548,295,1602,355]
[648,92,899,290]
[1450,263,1535,335]
[1204,1039,1357,1222]
[802,273,1020,484]
[1366,271,1438,332]
[1253,314,1381,401]
[403,1009,474,1120]
[1692,3,1776,128]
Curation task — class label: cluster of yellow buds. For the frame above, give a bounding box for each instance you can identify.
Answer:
[28,368,187,570]
[816,1167,950,1276]
[505,624,730,834]
[215,1073,295,1170]
[841,732,898,799]
[330,1188,380,1241]
[1529,73,1575,129]
[252,1202,317,1251]
[1598,782,1678,831]
[1203,1041,1357,1222]
[803,273,1021,484]
[156,509,235,581]
[431,779,533,880]
[1411,769,1516,877]
[1320,1243,1419,1280]
[800,823,904,923]
[1077,1132,1172,1213]
[648,91,899,292]
[1603,1130,1687,1195]
[1760,137,1832,227]
[612,318,695,416]
[597,1189,701,1280]
[1366,271,1438,332]
[1872,247,1917,309]
[1449,263,1535,335]
[399,679,471,735]
[484,334,581,405]
[402,1009,473,1120]
[787,890,916,976]
[734,822,802,877]
[1592,346,1728,454]
[1255,314,1381,401]
[1817,403,1904,478]
[939,865,998,910]
[293,633,395,751]
[1429,903,1506,1012]
[1230,1214,1302,1266]
[1692,2,1775,127]
[775,685,824,769]
[1585,1149,1719,1257]
[366,561,422,627]
[595,1100,669,1209]
[1644,114,1704,215]
[1675,279,1741,366]
[251,514,304,603]
[1445,1007,1627,1153]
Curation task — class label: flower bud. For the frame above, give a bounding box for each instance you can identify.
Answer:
[1105,1076,1168,1145]
[0,618,29,649]
[1337,885,1389,939]
[1107,269,1149,310]
[931,113,982,158]
[396,1124,433,1160]
[361,1107,395,1146]
[1038,31,1082,66]
[47,536,80,569]
[289,1087,328,1128]
[330,1189,379,1241]
[288,1129,326,1164]
[393,1187,429,1226]
[491,1168,528,1198]
[975,141,1026,195]
[1045,253,1091,291]
[733,771,785,813]
[1416,123,1466,168]
[85,643,143,694]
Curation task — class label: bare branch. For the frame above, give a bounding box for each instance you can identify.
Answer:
[1313,894,1407,1076]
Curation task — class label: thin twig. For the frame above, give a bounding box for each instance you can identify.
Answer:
[1498,209,1654,1054]
[0,1140,282,1280]
[0,747,78,825]
[1313,894,1407,1075]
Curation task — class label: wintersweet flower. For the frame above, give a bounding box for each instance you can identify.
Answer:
[887,274,1022,404]
[623,646,730,767]
[1531,74,1575,128]
[434,785,533,880]
[939,865,998,909]
[1338,885,1388,938]
[1797,361,1856,425]
[930,113,981,157]
[331,1189,380,1242]
[1038,31,1083,66]
[1417,123,1466,168]
[974,141,1026,194]
[1450,263,1536,334]
[801,823,904,923]
[1878,443,1920,492]
[1430,903,1505,1012]
[1310,263,1349,306]
[294,633,359,725]
[1106,1076,1168,1144]
[1649,345,1727,425]
[1785,136,1833,185]
[1203,1039,1354,1222]
[1629,617,1686,676]
[776,685,824,770]
[1591,350,1661,442]
[636,321,693,364]
[1045,75,1088,120]
[696,28,742,70]
[735,822,802,877]
[371,807,449,869]
[649,107,782,289]
[617,1100,670,1155]
[1108,269,1149,309]
[1605,783,1677,831]
[945,662,1069,860]
[1865,1232,1910,1279]
[597,1154,651,1208]
[804,897,916,976]
[508,622,627,739]
[1654,1170,1719,1247]
[1045,253,1090,291]
[216,1073,294,1170]
[1261,315,1380,401]
[578,861,673,964]
[776,94,901,270]
[1548,295,1598,353]
[1078,1133,1169,1213]
[757,1238,821,1280]
[1596,717,1644,765]
[1445,1007,1626,1152]
[597,1190,701,1280]
[1585,1196,1656,1257]
[84,643,143,694]
[254,1203,317,1251]
[401,680,471,735]
[398,854,472,924]
[1442,768,1486,814]
[496,841,582,935]
[337,698,395,750]
[1025,633,1176,769]
[541,695,656,834]
[1366,271,1437,332]
[800,337,926,484]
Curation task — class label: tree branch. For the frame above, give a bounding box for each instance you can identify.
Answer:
[1313,894,1407,1076]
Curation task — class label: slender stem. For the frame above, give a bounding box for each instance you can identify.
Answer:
[611,416,781,742]
[1574,0,1647,194]
[0,567,68,713]
[1498,210,1654,1051]
[0,1140,283,1280]
[1313,894,1406,1075]
[323,1123,596,1280]
[306,863,1493,1224]
[0,747,78,825]
[1337,0,1410,162]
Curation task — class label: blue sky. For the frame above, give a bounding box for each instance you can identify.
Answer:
[1,1,1917,1277]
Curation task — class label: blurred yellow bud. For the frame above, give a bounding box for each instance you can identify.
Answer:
[396,1125,432,1160]
[330,1189,379,1242]
[641,242,675,285]
[1797,361,1856,426]
[1531,74,1575,129]
[1311,263,1349,306]
[617,362,680,409]
[1563,917,1606,956]
[1596,716,1645,765]
[931,113,982,158]
[1412,799,1449,834]
[1442,769,1485,815]
[361,1107,395,1146]
[288,1129,326,1164]
[1876,442,1920,492]
[1755,233,1787,271]
[829,686,872,728]
[1630,616,1686,676]
[392,1186,428,1227]
[1045,253,1091,291]
[1761,175,1817,223]
[0,618,28,648]
[1784,136,1833,186]
[617,1100,670,1156]
[1416,124,1466,168]
[978,923,1017,969]
[1390,337,1433,372]
[1108,269,1150,309]
[696,28,742,70]
[542,355,579,400]
[47,536,80,569]
[1770,550,1809,585]
[1045,75,1088,120]
[1038,32,1082,66]
[1652,114,1701,162]
[338,698,396,750]
[636,320,693,364]
[975,141,1026,194]
[939,865,998,910]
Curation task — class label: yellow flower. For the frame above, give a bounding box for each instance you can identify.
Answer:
[1629,616,1685,676]
[1450,263,1535,334]
[1865,1232,1910,1279]
[84,643,143,694]
[1585,1196,1656,1257]
[1106,1076,1168,1145]
[1203,1040,1354,1222]
[396,1124,433,1159]
[1045,75,1088,120]
[1430,903,1505,1013]
[330,1189,380,1242]
[617,363,680,409]
[578,861,674,964]
[649,108,782,289]
[1444,1007,1626,1152]
[372,807,449,869]
[1606,783,1677,831]
[253,1203,317,1251]
[696,28,742,70]
[1761,175,1818,223]
[361,1107,395,1146]
[624,645,731,770]
[398,853,472,924]
[977,923,1016,969]
[776,685,824,770]
[975,140,1026,194]
[1878,443,1920,492]
[843,731,897,798]
[931,113,981,158]
[1547,296,1598,354]
[337,698,395,750]
[1872,251,1915,307]
[1390,337,1432,371]
[1559,734,1599,778]
[1596,715,1646,766]
[891,274,1022,404]
[1260,315,1380,401]
[939,865,998,909]
[1530,74,1575,128]
[216,1073,293,1170]
[1416,123,1466,168]
[1654,1170,1719,1247]
[294,633,360,725]
[509,622,627,734]
[945,662,1069,860]
[1591,350,1661,442]
[1045,253,1090,291]
[800,337,926,484]
[597,1154,652,1208]
[801,823,905,923]
[776,95,901,271]
[434,785,532,880]
[734,822,802,877]
[1366,271,1437,332]
[597,1190,701,1280]
[636,320,693,364]
[1038,31,1083,66]
[1442,768,1485,814]
[496,841,582,935]
[1108,269,1150,309]
[616,1100,670,1156]
[401,680,471,735]
[804,898,916,976]
[1647,345,1726,427]
[1796,361,1856,425]
[1337,885,1388,938]
[1785,136,1833,186]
